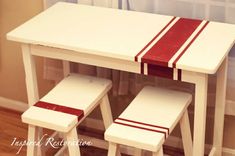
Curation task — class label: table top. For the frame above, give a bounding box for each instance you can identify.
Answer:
[7,2,235,74]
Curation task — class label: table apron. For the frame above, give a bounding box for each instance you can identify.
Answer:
[30,44,140,75]
[30,44,203,85]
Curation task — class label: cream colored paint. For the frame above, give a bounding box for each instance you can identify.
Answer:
[0,0,235,153]
[6,2,235,74]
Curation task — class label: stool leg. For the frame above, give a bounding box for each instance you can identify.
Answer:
[116,146,122,156]
[100,95,113,129]
[180,110,193,156]
[62,133,69,156]
[62,60,70,77]
[66,128,81,156]
[27,125,39,156]
[134,148,142,156]
[108,142,118,156]
[100,95,122,156]
[63,148,69,156]
[153,147,163,156]
[37,128,46,156]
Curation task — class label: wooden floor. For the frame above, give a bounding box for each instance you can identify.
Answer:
[0,107,184,156]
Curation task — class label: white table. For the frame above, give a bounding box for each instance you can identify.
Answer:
[7,2,235,156]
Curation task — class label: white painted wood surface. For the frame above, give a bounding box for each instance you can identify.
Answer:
[27,125,39,156]
[22,73,112,132]
[192,73,208,156]
[66,128,81,156]
[153,147,164,156]
[107,142,118,156]
[180,110,193,156]
[22,73,113,156]
[7,2,235,74]
[21,44,39,106]
[181,70,209,156]
[105,86,192,153]
[100,95,113,129]
[213,57,228,156]
[7,2,235,156]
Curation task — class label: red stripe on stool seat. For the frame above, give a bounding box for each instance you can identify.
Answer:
[114,121,167,140]
[117,118,169,135]
[142,18,203,66]
[115,118,169,140]
[34,101,84,122]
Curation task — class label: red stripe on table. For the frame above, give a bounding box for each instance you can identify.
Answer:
[178,69,182,81]
[117,118,169,135]
[134,17,176,62]
[34,101,84,122]
[141,63,144,74]
[141,18,203,67]
[172,21,210,68]
[114,121,167,139]
[147,64,174,79]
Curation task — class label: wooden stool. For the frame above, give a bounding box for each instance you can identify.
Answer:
[22,73,113,156]
[105,86,193,156]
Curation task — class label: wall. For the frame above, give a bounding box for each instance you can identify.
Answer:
[0,0,54,103]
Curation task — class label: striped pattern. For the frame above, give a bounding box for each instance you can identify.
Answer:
[142,63,182,80]
[172,21,209,68]
[136,17,209,80]
[114,118,169,139]
[135,17,177,62]
[34,101,84,122]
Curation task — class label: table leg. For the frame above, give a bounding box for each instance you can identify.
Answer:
[22,44,45,156]
[22,44,39,106]
[193,73,208,156]
[213,57,228,156]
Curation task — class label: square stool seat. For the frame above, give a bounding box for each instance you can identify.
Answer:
[22,73,112,132]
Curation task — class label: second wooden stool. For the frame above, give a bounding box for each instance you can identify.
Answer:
[105,86,193,156]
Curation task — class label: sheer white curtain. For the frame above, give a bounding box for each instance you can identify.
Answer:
[127,0,235,24]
